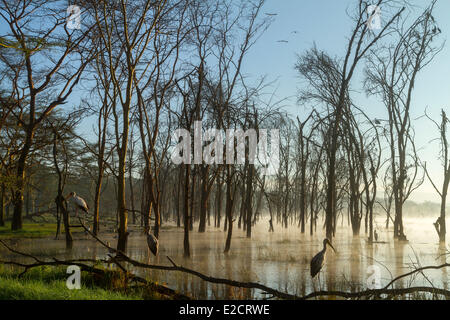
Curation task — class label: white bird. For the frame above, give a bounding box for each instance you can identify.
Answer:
[66,191,89,217]
[144,226,159,256]
[106,241,115,254]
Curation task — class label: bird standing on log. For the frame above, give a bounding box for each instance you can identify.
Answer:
[66,191,89,217]
[310,238,336,280]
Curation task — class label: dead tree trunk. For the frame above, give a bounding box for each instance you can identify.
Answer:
[425,110,450,243]
[0,183,5,227]
[183,164,191,257]
[52,130,72,249]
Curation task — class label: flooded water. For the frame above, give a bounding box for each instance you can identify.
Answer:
[1,216,449,299]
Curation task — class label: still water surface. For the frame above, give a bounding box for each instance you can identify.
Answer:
[1,216,448,299]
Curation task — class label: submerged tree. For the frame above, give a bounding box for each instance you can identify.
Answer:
[365,1,442,240]
[296,0,405,240]
[424,109,450,242]
[90,0,177,252]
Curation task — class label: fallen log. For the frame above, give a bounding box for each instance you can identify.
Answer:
[0,239,190,300]
[75,218,450,300]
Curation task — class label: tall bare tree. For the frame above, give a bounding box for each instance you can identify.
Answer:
[365,1,441,240]
[91,0,173,251]
[424,109,450,242]
[296,0,405,240]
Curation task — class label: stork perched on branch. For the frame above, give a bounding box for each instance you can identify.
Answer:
[66,191,89,217]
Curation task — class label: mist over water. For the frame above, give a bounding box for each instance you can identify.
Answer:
[1,213,448,299]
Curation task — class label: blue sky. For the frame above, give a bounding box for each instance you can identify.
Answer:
[1,1,449,202]
[240,0,450,202]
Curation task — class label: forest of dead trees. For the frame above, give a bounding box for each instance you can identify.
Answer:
[0,0,449,256]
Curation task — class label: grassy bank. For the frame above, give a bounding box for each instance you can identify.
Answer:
[0,221,177,239]
[0,266,150,300]
[0,222,83,239]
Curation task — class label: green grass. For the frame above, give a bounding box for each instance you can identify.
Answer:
[0,266,144,300]
[0,222,83,239]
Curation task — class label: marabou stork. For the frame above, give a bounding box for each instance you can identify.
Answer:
[66,191,89,217]
[310,238,336,280]
[144,226,159,256]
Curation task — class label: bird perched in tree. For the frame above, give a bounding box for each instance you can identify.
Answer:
[310,238,336,278]
[374,230,378,242]
[66,191,89,217]
[144,226,159,256]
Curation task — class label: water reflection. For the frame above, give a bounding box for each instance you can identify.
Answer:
[0,217,449,299]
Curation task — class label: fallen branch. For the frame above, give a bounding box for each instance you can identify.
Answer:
[75,218,450,300]
[382,263,450,290]
[300,286,450,300]
[0,239,190,300]
[4,219,450,300]
[76,219,300,299]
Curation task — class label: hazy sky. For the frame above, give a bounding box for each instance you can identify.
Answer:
[240,0,450,203]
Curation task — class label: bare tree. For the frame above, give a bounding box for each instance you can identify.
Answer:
[91,0,173,251]
[365,1,441,240]
[296,0,405,239]
[423,109,450,242]
[295,113,314,233]
[48,114,81,248]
